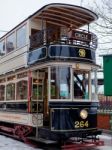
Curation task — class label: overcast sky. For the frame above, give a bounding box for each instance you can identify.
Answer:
[0,0,97,37]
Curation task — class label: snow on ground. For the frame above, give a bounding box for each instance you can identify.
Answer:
[98,134,112,140]
[0,134,112,150]
[0,135,42,150]
[98,133,112,146]
[96,134,112,150]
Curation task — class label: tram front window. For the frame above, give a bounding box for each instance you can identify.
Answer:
[51,67,71,99]
[91,70,97,100]
[73,70,89,99]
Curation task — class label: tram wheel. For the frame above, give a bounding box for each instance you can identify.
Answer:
[13,125,32,141]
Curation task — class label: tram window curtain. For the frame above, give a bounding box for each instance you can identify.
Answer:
[73,70,89,99]
[51,67,71,99]
[6,83,15,100]
[0,85,5,100]
[16,80,27,100]
[91,71,97,100]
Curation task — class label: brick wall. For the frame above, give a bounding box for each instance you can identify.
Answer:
[97,114,110,130]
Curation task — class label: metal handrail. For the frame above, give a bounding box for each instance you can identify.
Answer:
[29,28,98,50]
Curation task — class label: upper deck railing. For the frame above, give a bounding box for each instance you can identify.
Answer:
[29,28,97,51]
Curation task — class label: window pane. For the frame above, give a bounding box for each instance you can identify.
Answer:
[0,40,5,55]
[16,80,27,100]
[17,25,26,48]
[28,47,46,65]
[51,67,71,99]
[0,85,5,100]
[32,82,43,100]
[73,70,89,99]
[6,33,15,53]
[91,71,97,100]
[6,83,15,100]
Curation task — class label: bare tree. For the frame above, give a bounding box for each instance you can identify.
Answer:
[91,0,112,51]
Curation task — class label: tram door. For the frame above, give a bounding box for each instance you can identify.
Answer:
[32,68,49,126]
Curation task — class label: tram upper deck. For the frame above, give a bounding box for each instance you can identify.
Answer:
[0,3,98,75]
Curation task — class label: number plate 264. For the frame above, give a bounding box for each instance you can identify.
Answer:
[75,121,89,128]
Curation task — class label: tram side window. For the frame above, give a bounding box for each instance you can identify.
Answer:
[6,32,15,53]
[6,83,15,100]
[0,40,5,56]
[32,83,43,100]
[16,80,27,100]
[0,85,5,100]
[73,71,89,99]
[51,67,71,99]
[17,25,26,49]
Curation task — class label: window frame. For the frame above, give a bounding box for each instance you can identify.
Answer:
[73,69,90,101]
[6,82,15,100]
[0,84,5,101]
[16,79,28,100]
[91,69,98,101]
[16,24,27,49]
[6,31,16,53]
[49,65,72,101]
[0,39,5,55]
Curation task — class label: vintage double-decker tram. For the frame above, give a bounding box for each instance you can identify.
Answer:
[0,3,101,144]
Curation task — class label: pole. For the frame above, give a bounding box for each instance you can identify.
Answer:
[36,71,39,138]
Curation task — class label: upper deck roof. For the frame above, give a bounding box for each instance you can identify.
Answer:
[0,3,98,40]
[30,3,98,28]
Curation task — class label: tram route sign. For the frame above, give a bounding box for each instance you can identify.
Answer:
[103,55,112,96]
[72,30,91,42]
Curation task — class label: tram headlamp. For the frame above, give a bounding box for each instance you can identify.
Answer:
[80,109,88,119]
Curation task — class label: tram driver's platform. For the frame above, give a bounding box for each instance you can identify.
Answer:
[61,133,112,150]
[28,131,112,150]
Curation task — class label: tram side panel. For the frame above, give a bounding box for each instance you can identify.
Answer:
[50,104,97,132]
[49,101,98,133]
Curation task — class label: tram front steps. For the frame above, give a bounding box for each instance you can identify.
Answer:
[28,127,58,144]
[28,136,57,145]
[28,127,67,143]
[35,127,85,141]
[38,127,62,141]
[28,127,102,144]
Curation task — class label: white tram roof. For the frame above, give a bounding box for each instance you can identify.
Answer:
[30,3,98,28]
[0,3,98,39]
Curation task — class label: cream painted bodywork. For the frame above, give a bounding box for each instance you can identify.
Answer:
[0,111,43,127]
[0,46,28,74]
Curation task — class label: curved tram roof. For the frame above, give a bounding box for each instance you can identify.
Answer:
[30,3,98,28]
[0,3,98,39]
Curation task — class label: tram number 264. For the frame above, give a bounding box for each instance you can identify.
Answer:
[74,121,89,128]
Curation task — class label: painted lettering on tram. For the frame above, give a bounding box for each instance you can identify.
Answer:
[75,121,89,128]
[79,49,86,57]
[75,33,88,41]
[72,30,91,42]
